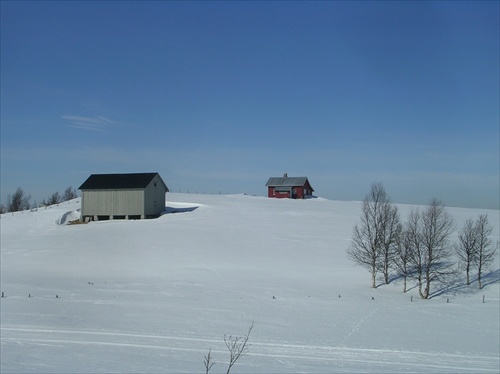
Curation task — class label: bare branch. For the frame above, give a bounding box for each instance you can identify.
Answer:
[204,348,215,374]
[224,321,254,374]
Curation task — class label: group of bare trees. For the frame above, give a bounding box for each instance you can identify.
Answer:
[347,183,498,298]
[42,186,78,207]
[0,186,78,214]
[0,187,32,213]
[454,215,498,289]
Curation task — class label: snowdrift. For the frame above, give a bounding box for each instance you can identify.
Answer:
[55,209,81,225]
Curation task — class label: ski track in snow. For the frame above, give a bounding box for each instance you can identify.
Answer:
[2,326,499,373]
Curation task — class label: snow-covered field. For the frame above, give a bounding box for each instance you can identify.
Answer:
[1,193,499,373]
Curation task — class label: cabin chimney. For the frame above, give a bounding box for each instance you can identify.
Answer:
[283,173,288,178]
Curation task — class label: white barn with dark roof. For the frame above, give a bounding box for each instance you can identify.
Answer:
[79,172,169,221]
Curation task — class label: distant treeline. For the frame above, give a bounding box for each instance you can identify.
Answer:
[0,186,78,214]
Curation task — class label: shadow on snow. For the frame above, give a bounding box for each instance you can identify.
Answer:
[163,206,199,214]
[381,266,499,299]
[430,268,500,298]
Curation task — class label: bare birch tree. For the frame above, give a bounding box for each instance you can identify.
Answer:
[417,199,454,299]
[406,209,426,296]
[347,183,399,288]
[474,215,498,289]
[379,203,401,284]
[454,218,477,285]
[394,224,414,292]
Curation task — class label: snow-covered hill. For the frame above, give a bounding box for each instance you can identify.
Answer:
[1,194,499,373]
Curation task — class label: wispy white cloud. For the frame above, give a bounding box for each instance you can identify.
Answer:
[62,115,117,131]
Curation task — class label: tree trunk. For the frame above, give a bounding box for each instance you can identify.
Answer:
[418,270,429,299]
[417,277,424,298]
[371,270,376,288]
[422,283,429,299]
[419,279,429,299]
[478,265,483,289]
[403,275,407,293]
[422,275,430,298]
[422,256,432,299]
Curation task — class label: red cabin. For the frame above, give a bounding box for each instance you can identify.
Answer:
[265,174,314,199]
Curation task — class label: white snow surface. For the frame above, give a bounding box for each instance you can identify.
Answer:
[1,193,499,373]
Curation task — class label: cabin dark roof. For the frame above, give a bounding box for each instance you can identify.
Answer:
[79,173,168,190]
[265,177,313,190]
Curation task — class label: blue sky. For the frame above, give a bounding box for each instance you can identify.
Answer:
[1,1,498,209]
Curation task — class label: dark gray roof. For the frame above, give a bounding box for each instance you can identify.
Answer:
[79,173,168,191]
[265,177,313,190]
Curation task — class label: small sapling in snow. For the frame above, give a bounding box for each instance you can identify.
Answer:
[224,321,254,374]
[203,348,215,374]
[203,322,254,374]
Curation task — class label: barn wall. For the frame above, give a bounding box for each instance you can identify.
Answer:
[268,187,291,199]
[303,180,313,197]
[268,186,313,199]
[267,187,274,198]
[295,187,304,199]
[144,174,167,217]
[81,189,144,218]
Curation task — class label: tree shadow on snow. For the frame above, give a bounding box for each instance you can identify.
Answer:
[430,268,500,299]
[477,269,500,288]
[384,267,420,288]
[385,264,500,298]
